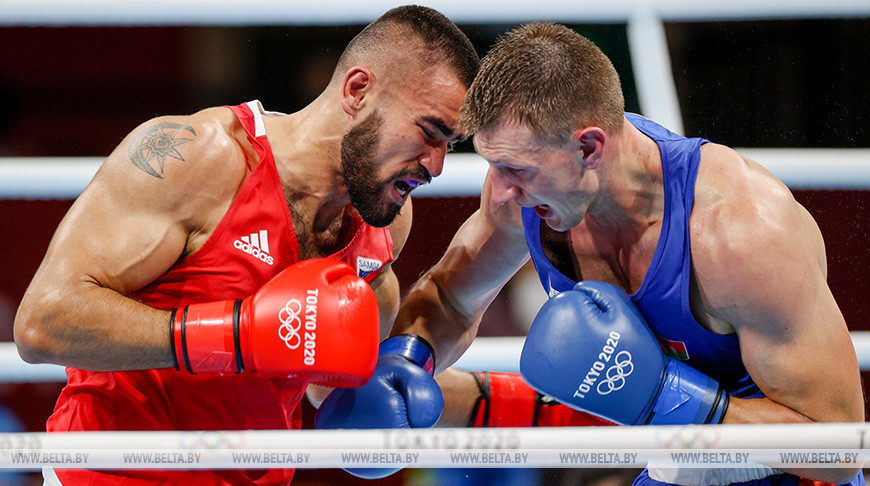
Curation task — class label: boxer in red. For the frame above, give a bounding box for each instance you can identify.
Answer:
[13,6,479,485]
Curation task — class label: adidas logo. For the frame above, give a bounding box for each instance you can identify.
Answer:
[234,230,274,266]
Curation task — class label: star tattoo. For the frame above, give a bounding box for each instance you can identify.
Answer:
[128,123,197,178]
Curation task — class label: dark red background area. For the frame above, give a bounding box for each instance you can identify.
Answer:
[1,21,868,484]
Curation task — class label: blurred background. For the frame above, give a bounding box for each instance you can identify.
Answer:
[0,1,868,485]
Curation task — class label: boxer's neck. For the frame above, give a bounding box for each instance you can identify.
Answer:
[266,95,353,233]
[584,117,665,232]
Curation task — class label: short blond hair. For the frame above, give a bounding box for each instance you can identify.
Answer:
[460,22,624,144]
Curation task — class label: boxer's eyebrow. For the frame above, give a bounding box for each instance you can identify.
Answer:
[421,116,457,142]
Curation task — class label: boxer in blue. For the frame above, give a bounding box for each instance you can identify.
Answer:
[315,22,865,485]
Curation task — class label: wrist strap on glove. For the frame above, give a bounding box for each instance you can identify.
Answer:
[468,371,546,427]
[170,301,243,375]
[469,371,491,427]
[379,334,436,375]
[642,359,730,425]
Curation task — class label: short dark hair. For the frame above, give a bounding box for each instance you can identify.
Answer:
[335,5,479,88]
[460,22,624,144]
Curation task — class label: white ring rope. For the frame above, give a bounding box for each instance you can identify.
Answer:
[2,150,870,200]
[0,424,867,469]
[1,0,869,26]
[3,332,870,383]
[453,331,870,373]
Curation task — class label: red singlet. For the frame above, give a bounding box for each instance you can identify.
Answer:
[46,101,394,485]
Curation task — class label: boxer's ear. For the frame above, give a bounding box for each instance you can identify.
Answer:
[340,67,373,116]
[572,126,606,170]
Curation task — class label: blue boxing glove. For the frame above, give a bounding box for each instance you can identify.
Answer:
[315,334,443,479]
[520,281,728,426]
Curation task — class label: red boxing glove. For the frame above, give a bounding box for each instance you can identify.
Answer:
[469,371,614,427]
[171,258,379,388]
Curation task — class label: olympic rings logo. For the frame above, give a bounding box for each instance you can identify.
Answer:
[597,351,634,395]
[655,427,722,449]
[277,299,303,349]
[178,430,246,450]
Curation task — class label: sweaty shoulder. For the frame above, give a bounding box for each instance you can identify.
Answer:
[97,107,251,224]
[691,143,808,249]
[123,107,247,195]
[689,143,827,318]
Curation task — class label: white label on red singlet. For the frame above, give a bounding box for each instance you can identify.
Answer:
[356,256,383,279]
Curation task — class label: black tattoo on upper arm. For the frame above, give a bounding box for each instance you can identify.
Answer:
[128,123,196,178]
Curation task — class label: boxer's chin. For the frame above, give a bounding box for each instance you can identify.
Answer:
[354,189,402,228]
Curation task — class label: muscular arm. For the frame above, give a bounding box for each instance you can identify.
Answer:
[14,110,245,370]
[390,176,530,372]
[691,146,864,482]
[435,368,481,426]
[373,196,414,338]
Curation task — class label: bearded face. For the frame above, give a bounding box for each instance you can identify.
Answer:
[340,109,436,227]
[340,111,398,227]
